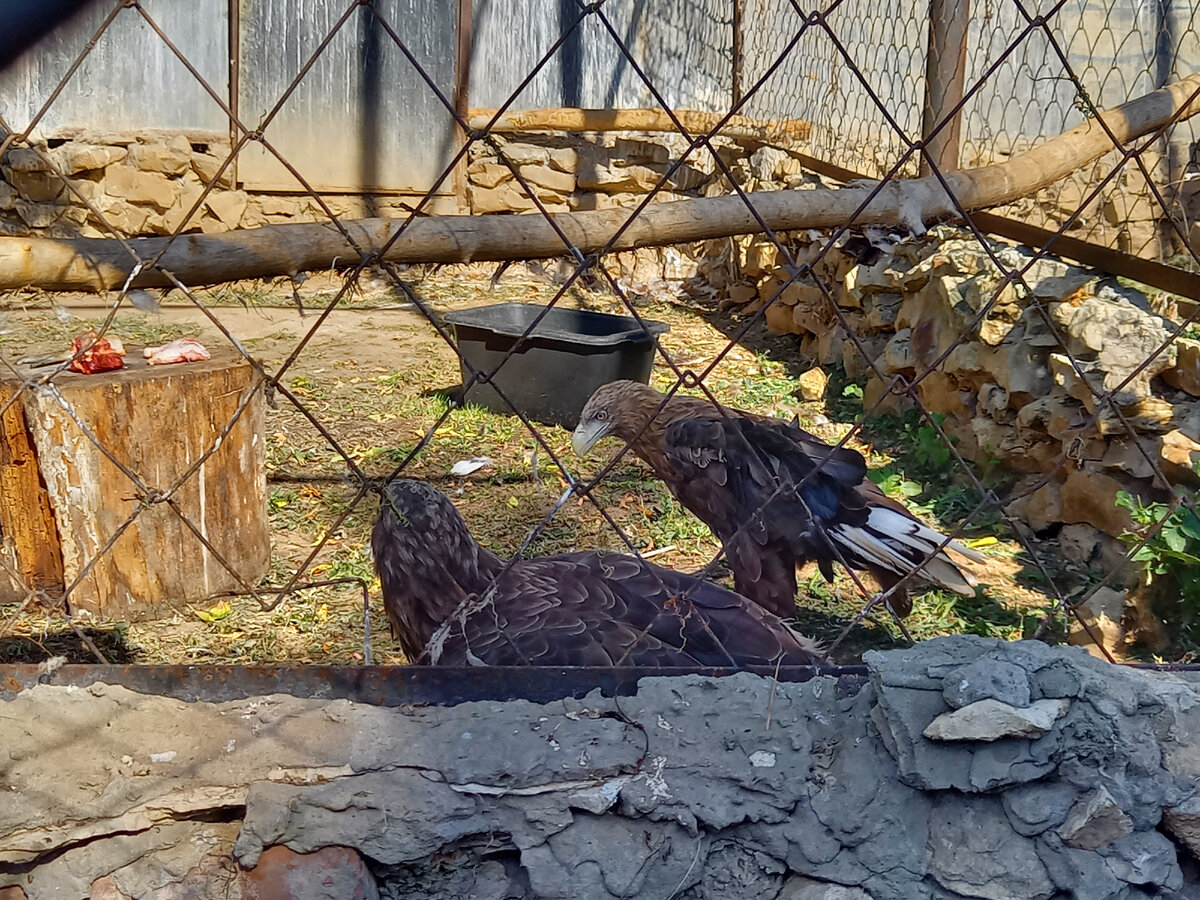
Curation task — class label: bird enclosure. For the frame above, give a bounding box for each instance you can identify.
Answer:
[2,0,1200,672]
[9,1,1200,898]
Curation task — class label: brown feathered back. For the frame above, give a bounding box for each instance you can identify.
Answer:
[372,478,826,667]
[574,380,982,619]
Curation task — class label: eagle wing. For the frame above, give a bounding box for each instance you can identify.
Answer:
[424,551,822,667]
[660,415,869,618]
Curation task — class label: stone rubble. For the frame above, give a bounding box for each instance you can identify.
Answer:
[2,637,1200,899]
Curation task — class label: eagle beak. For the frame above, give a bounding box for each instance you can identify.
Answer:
[572,419,610,457]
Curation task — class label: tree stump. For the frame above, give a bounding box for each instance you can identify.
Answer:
[0,347,270,621]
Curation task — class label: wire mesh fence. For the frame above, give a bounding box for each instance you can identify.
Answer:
[1,0,1200,668]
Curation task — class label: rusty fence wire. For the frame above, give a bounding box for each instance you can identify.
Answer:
[0,0,1199,667]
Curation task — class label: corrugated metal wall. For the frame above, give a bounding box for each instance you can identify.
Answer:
[0,0,1195,191]
[468,0,731,112]
[0,0,229,136]
[236,0,459,193]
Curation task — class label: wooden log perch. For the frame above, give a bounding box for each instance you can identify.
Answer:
[467,106,814,142]
[0,348,270,619]
[2,73,1199,293]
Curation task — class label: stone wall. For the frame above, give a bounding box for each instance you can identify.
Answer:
[2,637,1200,899]
[0,132,457,240]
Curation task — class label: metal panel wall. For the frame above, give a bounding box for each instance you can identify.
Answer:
[468,0,732,113]
[0,0,229,136]
[236,0,459,193]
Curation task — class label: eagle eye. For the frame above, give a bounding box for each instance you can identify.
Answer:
[596,409,608,421]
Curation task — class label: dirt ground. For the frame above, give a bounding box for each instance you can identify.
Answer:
[0,263,1080,666]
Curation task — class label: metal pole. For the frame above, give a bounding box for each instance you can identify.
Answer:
[731,0,744,108]
[920,0,968,176]
[453,0,473,210]
[228,0,239,185]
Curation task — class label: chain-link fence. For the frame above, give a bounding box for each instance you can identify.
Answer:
[1,0,1200,669]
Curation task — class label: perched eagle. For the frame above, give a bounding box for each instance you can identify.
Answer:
[571,380,983,620]
[372,478,826,667]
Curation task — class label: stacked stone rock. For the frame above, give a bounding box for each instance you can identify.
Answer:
[727,226,1200,576]
[0,135,430,239]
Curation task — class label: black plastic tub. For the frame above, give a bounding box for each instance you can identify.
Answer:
[443,303,670,428]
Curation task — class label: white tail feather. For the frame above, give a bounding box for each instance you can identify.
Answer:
[829,507,981,596]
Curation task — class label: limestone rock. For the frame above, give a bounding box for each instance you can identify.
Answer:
[519,164,574,195]
[1057,295,1176,397]
[0,181,15,211]
[1163,337,1200,397]
[1059,467,1135,537]
[924,697,1070,742]
[468,161,513,189]
[4,169,66,202]
[1057,786,1133,850]
[469,181,535,214]
[796,367,828,401]
[943,657,1032,709]
[55,144,127,174]
[127,135,193,175]
[496,142,549,166]
[190,152,231,188]
[547,146,577,172]
[1160,429,1200,484]
[204,190,248,228]
[105,166,176,210]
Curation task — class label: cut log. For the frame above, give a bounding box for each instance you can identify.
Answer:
[0,385,64,595]
[466,106,814,142]
[0,72,1198,293]
[0,348,270,620]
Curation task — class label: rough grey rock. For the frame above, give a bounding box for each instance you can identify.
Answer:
[1057,786,1133,850]
[928,794,1055,899]
[1002,781,1079,836]
[777,874,875,899]
[942,657,1032,708]
[923,697,1070,742]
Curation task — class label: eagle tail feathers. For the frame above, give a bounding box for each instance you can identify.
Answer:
[828,506,982,597]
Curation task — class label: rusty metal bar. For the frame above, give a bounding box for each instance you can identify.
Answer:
[227,0,240,185]
[920,0,969,176]
[0,664,869,706]
[452,0,473,209]
[731,0,744,108]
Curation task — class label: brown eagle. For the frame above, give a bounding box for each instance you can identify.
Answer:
[571,380,983,620]
[372,478,826,667]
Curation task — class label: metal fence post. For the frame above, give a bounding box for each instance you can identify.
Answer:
[920,0,968,175]
[731,0,744,108]
[454,0,473,211]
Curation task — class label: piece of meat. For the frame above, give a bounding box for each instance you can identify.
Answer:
[68,331,126,374]
[143,338,211,365]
